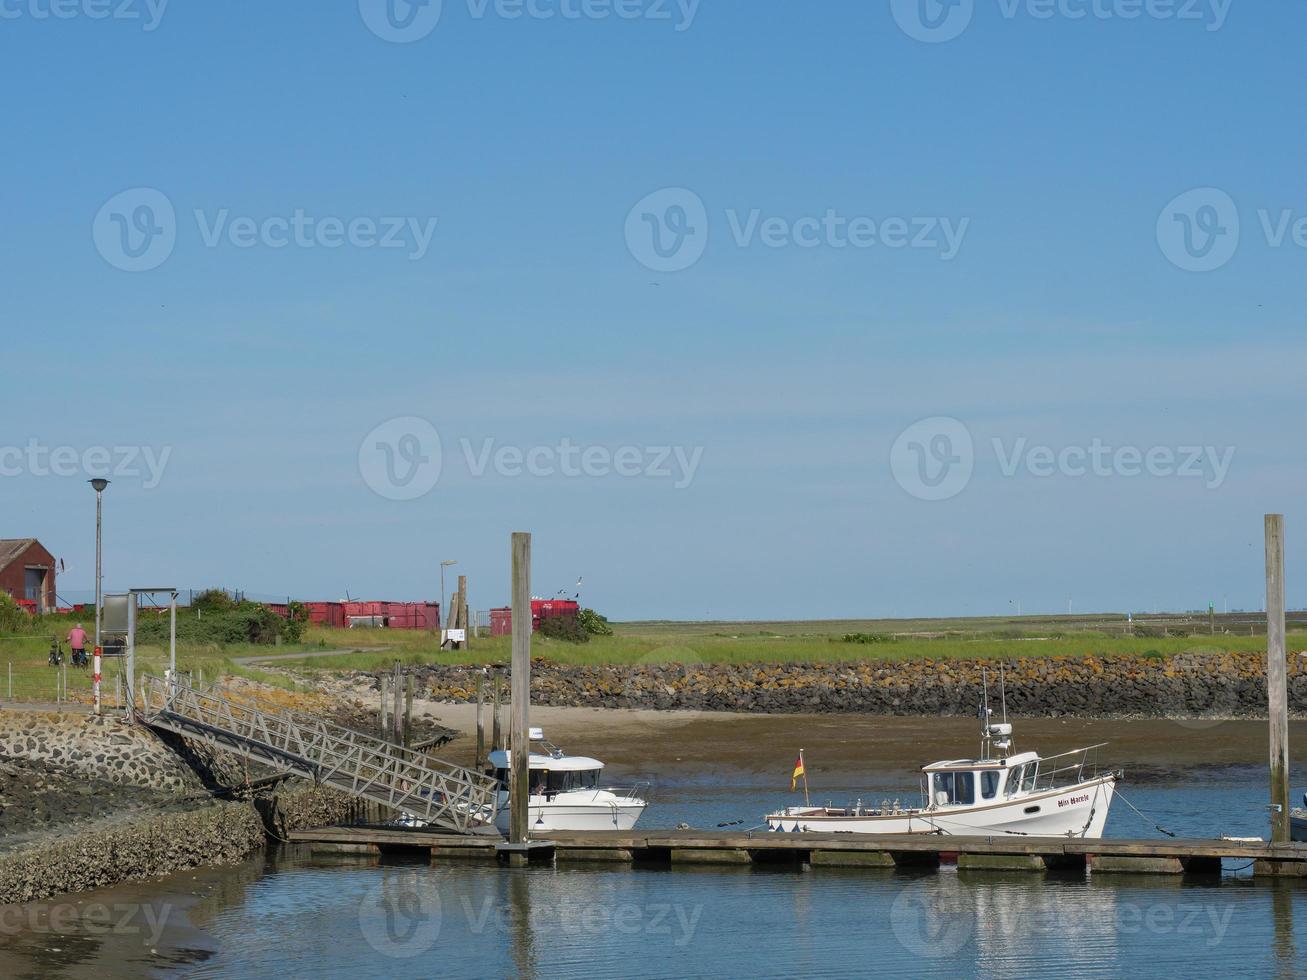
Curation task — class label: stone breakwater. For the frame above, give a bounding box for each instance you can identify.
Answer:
[0,712,379,903]
[0,711,202,793]
[395,651,1307,718]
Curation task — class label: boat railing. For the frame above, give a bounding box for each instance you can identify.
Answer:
[601,781,651,804]
[1031,743,1109,792]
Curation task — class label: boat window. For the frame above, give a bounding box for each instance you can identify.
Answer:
[529,769,548,793]
[546,769,601,793]
[1006,765,1025,797]
[933,771,975,805]
[1021,764,1038,793]
[980,770,1000,800]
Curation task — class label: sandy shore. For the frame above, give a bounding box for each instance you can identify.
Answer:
[413,701,1307,781]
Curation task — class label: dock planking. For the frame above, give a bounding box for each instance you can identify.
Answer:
[286,826,1307,877]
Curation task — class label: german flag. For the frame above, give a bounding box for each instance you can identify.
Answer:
[791,752,805,791]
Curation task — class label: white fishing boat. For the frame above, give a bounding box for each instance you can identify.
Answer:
[767,682,1121,838]
[486,728,648,833]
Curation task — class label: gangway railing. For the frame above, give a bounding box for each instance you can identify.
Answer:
[137,673,500,834]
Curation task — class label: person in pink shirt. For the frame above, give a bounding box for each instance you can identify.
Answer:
[67,623,88,667]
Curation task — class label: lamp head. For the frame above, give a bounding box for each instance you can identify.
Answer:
[89,478,110,493]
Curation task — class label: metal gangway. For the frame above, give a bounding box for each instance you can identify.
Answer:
[137,674,501,835]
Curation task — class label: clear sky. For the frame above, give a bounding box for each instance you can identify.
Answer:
[2,0,1303,620]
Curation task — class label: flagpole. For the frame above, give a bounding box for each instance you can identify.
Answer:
[801,748,810,807]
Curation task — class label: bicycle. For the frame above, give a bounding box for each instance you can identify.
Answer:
[47,638,64,667]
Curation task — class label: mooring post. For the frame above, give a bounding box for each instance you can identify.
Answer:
[379,675,389,740]
[509,531,532,853]
[392,662,404,746]
[169,591,177,681]
[475,671,486,769]
[1266,513,1290,843]
[492,672,502,750]
[404,671,414,748]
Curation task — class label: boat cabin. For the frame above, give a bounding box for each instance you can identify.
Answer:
[486,729,604,798]
[921,751,1040,807]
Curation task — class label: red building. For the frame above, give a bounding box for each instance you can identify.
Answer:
[490,599,580,636]
[0,539,57,613]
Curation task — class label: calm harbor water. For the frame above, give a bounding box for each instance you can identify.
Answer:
[4,726,1307,979]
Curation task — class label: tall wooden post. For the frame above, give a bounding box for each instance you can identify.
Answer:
[1266,514,1289,843]
[475,672,486,769]
[509,531,532,847]
[379,675,389,739]
[391,662,404,746]
[492,673,503,750]
[403,672,414,748]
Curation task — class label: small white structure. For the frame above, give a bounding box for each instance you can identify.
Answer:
[767,693,1120,838]
[487,729,647,833]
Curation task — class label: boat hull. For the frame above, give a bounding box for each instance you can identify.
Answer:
[493,802,646,833]
[768,774,1117,838]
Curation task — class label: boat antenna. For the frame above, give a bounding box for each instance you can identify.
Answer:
[1000,662,1008,725]
[980,665,990,759]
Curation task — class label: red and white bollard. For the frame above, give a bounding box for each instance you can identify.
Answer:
[93,647,102,716]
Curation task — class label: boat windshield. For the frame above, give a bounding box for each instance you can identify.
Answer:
[494,768,601,793]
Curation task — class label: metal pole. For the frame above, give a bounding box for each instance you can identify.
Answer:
[1266,514,1289,843]
[509,531,531,847]
[170,592,177,681]
[125,594,136,723]
[94,488,103,653]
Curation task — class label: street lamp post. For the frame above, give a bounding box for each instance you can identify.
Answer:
[89,479,109,715]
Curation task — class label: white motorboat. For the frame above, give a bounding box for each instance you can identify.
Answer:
[767,690,1120,838]
[486,729,648,833]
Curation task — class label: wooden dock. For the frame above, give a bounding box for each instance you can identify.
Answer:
[287,826,1307,878]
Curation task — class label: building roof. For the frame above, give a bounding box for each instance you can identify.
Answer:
[0,539,41,574]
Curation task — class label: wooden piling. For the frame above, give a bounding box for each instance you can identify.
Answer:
[392,662,404,747]
[404,672,414,748]
[379,675,389,740]
[492,673,503,751]
[1267,514,1289,843]
[475,672,485,769]
[509,532,531,849]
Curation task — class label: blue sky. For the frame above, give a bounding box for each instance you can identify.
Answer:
[1,0,1303,619]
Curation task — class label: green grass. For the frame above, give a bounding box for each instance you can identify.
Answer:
[3,612,1302,702]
